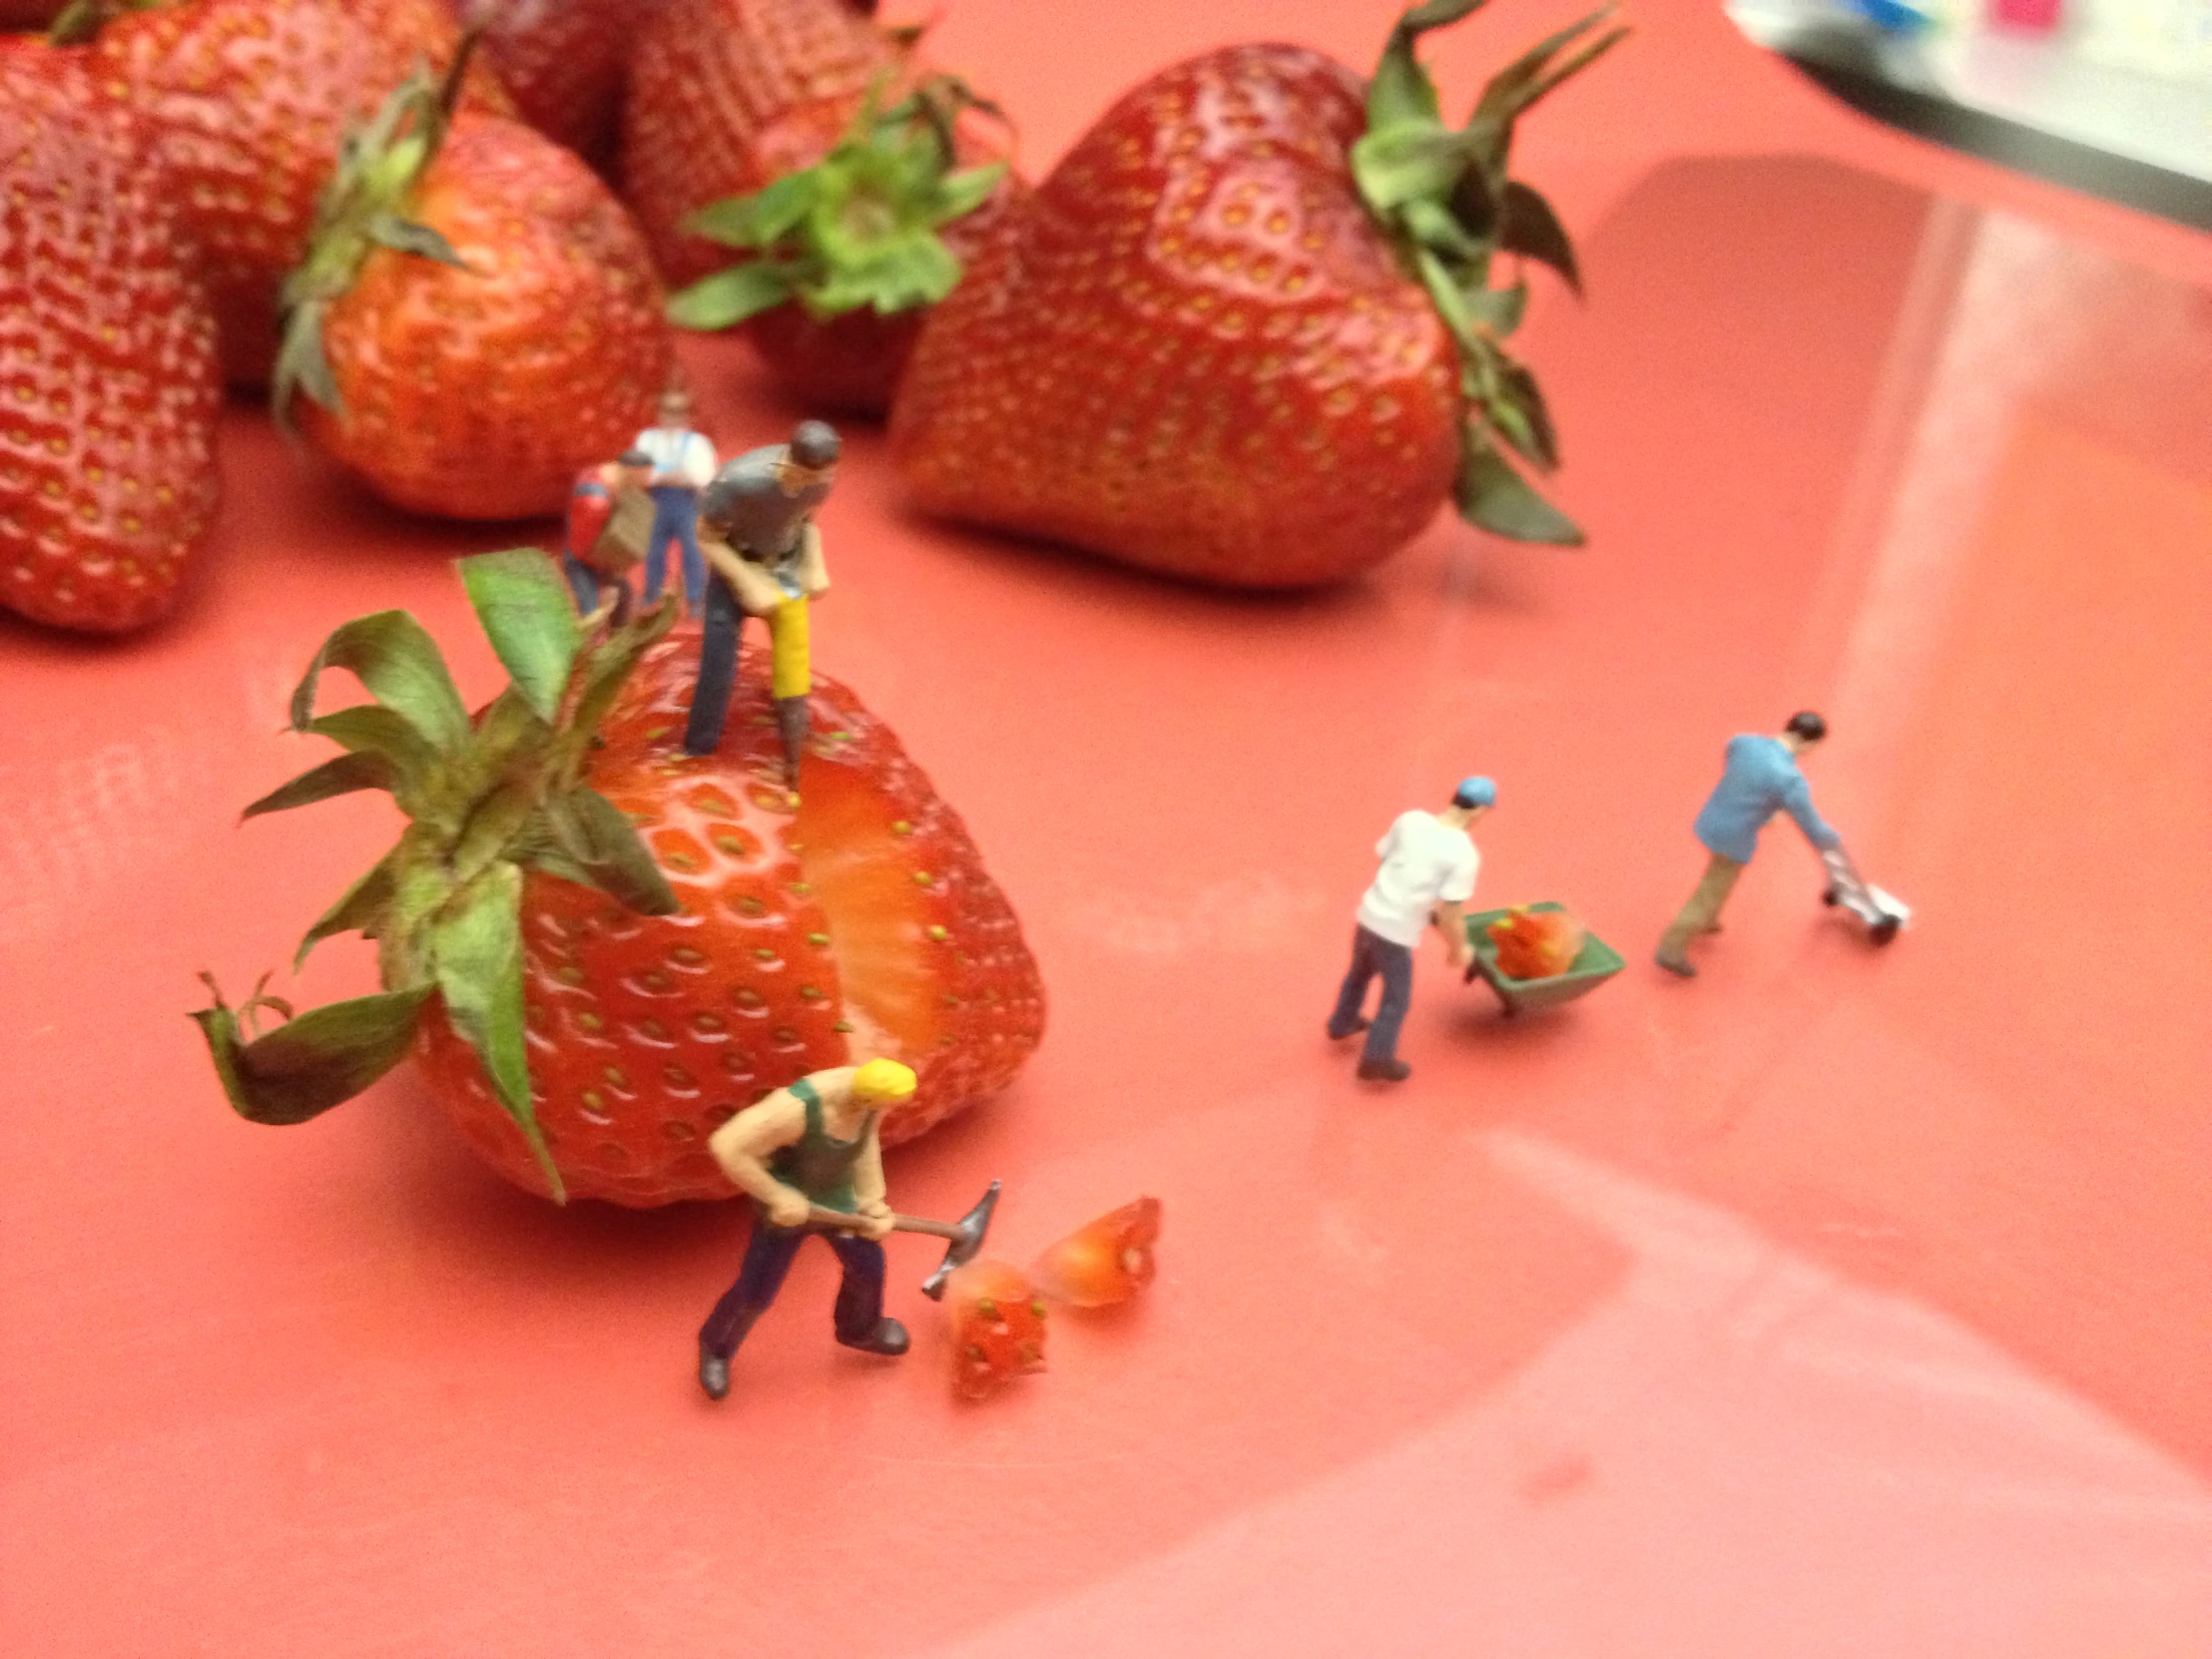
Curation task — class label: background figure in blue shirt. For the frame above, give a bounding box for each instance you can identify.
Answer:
[634,387,717,611]
[1657,712,1842,977]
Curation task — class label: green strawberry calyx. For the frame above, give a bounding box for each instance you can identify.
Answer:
[191,552,681,1204]
[270,33,484,431]
[668,75,1011,332]
[1353,0,1626,547]
[45,0,167,45]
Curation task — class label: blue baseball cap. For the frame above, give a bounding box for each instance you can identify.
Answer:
[1453,777,1496,809]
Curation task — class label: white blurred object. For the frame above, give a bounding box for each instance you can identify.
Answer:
[1820,845,1912,941]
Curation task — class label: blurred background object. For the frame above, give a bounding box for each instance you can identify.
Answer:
[1729,0,2212,228]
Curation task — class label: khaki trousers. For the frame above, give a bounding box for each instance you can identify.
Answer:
[1658,852,1744,959]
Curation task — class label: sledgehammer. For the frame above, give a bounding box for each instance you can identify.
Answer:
[807,1180,1001,1300]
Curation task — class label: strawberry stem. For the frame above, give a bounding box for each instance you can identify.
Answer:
[1355,1,1626,547]
[193,554,683,1204]
[670,75,1011,331]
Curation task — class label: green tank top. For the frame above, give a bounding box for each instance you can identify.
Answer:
[766,1077,876,1215]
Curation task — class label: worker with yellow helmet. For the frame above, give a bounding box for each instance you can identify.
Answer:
[697,1058,918,1400]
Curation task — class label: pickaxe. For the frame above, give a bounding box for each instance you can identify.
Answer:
[806,1179,1000,1301]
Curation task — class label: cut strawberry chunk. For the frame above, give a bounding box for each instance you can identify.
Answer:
[1030,1197,1162,1308]
[943,1259,1047,1399]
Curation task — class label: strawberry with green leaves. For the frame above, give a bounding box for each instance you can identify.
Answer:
[620,0,910,291]
[889,0,1623,589]
[65,0,512,388]
[274,42,673,520]
[670,76,1019,413]
[196,552,1044,1206]
[0,44,221,633]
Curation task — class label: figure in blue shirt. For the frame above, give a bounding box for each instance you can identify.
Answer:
[1656,712,1842,977]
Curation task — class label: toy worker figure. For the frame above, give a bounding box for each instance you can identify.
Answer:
[561,448,654,623]
[1655,711,1843,977]
[682,420,838,785]
[1327,778,1492,1083]
[697,1058,917,1401]
[634,387,717,611]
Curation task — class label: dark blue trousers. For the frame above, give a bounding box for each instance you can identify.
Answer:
[642,485,705,610]
[682,575,749,755]
[699,1221,887,1360]
[1329,924,1415,1066]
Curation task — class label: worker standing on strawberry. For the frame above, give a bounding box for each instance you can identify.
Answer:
[683,420,840,786]
[634,387,718,612]
[1328,779,1494,1082]
[697,1058,918,1401]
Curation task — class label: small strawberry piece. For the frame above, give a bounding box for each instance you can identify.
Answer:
[0,47,221,633]
[76,0,511,388]
[1487,905,1585,980]
[943,1258,1047,1399]
[670,77,1021,414]
[194,563,1044,1207]
[278,61,674,520]
[1030,1197,1162,1308]
[621,0,908,289]
[889,1,1623,588]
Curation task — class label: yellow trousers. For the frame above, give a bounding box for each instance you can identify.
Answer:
[768,597,810,700]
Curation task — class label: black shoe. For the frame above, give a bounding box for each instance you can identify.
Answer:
[837,1317,910,1358]
[698,1346,732,1401]
[1655,951,1697,978]
[1326,1016,1372,1040]
[1356,1056,1410,1083]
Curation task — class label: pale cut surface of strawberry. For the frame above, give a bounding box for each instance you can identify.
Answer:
[0,49,221,633]
[888,43,1461,590]
[301,113,672,520]
[1030,1196,1163,1307]
[413,630,1046,1205]
[83,0,512,387]
[620,0,905,288]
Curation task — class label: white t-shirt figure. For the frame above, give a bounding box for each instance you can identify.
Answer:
[1358,810,1480,946]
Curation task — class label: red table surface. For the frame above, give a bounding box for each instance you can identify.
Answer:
[4,3,2209,1654]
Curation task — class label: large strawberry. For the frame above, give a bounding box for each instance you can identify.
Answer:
[889,0,1624,589]
[458,0,661,166]
[620,0,907,290]
[670,76,1019,412]
[0,45,221,633]
[195,552,1044,1207]
[65,0,510,388]
[274,47,673,520]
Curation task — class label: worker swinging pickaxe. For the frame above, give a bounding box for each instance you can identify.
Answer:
[693,1058,1002,1400]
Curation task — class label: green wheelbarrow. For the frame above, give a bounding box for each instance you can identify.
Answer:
[1462,902,1625,1015]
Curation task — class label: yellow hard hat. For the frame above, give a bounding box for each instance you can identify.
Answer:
[851,1058,917,1102]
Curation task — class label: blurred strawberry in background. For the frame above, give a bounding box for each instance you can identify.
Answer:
[64,0,511,387]
[274,44,674,520]
[621,0,912,289]
[670,74,1023,413]
[0,45,221,633]
[455,0,663,169]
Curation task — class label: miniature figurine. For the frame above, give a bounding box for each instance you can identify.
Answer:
[698,1058,918,1401]
[562,447,655,622]
[634,386,717,610]
[682,420,838,785]
[1327,778,1492,1082]
[1655,711,1845,976]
